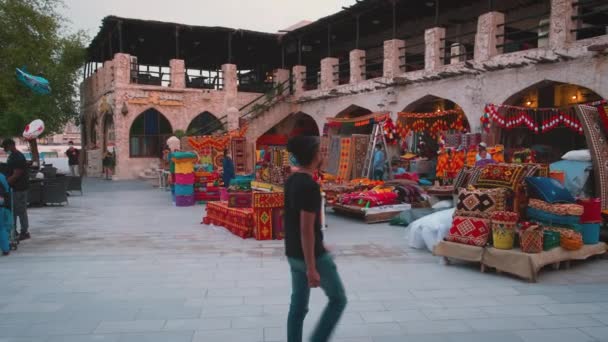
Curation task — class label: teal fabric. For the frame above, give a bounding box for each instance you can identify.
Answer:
[174,184,194,196]
[287,254,346,342]
[527,207,580,226]
[525,177,575,203]
[0,174,11,253]
[550,160,593,198]
[171,151,197,160]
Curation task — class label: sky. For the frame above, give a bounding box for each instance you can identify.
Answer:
[61,0,357,41]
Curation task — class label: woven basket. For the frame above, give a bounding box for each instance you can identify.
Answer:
[519,224,543,253]
[491,211,519,250]
[560,229,584,251]
[543,230,560,251]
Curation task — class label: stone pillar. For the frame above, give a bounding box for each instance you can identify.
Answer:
[226,106,239,131]
[292,65,306,96]
[113,53,131,85]
[550,0,576,49]
[474,12,505,62]
[320,57,339,90]
[222,63,238,109]
[425,27,446,72]
[450,43,467,64]
[349,49,365,83]
[273,68,290,86]
[169,59,185,88]
[383,39,405,78]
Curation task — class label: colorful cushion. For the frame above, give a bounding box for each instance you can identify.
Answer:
[453,167,473,194]
[473,164,526,190]
[525,177,575,203]
[446,216,490,246]
[455,188,507,218]
[528,198,584,216]
[526,207,580,226]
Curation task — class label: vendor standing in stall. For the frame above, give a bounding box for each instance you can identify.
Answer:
[475,142,496,167]
[222,149,235,188]
[373,144,385,180]
[284,136,347,342]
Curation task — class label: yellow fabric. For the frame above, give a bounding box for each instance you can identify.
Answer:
[175,161,195,174]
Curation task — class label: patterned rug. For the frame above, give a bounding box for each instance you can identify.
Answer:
[351,134,370,179]
[320,136,329,171]
[337,137,353,181]
[230,138,246,173]
[577,105,608,210]
[326,136,341,176]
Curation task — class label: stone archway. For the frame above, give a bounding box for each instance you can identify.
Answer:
[187,111,224,135]
[494,80,604,161]
[335,104,373,119]
[129,108,173,158]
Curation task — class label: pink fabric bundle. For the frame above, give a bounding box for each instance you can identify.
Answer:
[175,173,195,185]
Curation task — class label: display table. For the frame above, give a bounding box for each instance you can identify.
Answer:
[251,181,283,192]
[433,240,485,263]
[333,203,411,224]
[204,201,253,238]
[203,191,285,240]
[483,243,607,282]
[433,240,607,282]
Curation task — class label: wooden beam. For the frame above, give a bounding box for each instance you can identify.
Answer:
[175,26,180,59]
[118,21,123,53]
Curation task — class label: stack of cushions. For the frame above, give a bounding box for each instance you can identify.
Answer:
[194,171,221,202]
[525,177,587,250]
[339,188,399,207]
[445,187,508,247]
[577,198,602,244]
[172,151,197,207]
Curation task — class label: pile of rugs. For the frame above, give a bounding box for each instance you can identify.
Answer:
[432,162,606,282]
[323,134,369,181]
[203,191,285,240]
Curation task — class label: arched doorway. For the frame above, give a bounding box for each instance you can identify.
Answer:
[187,111,224,135]
[400,95,470,155]
[103,113,115,153]
[129,108,173,158]
[495,80,602,162]
[333,104,375,135]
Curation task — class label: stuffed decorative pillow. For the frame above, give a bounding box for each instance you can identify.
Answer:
[455,188,507,218]
[473,163,526,190]
[446,216,490,246]
[528,198,584,216]
[453,167,473,193]
[525,177,575,203]
[561,149,592,162]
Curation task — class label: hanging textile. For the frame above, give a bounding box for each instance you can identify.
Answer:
[230,137,246,173]
[351,135,370,179]
[482,104,584,135]
[326,136,341,175]
[337,137,353,181]
[397,110,467,138]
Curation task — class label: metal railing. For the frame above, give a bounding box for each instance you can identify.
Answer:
[130,64,171,86]
[363,48,384,79]
[303,67,320,91]
[237,70,274,93]
[400,41,426,72]
[239,76,293,123]
[185,69,223,90]
[497,11,551,53]
[571,0,608,40]
[440,29,476,65]
[335,59,350,85]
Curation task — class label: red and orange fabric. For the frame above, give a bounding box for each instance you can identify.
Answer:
[204,201,253,239]
[436,149,465,179]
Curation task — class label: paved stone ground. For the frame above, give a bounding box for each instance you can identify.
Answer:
[2,179,608,342]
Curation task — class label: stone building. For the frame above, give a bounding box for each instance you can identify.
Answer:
[81,0,608,179]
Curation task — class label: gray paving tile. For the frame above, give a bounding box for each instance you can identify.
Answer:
[530,314,604,328]
[467,317,537,331]
[46,335,121,342]
[117,331,194,342]
[95,320,166,334]
[192,328,263,342]
[448,331,525,342]
[515,328,596,342]
[495,295,557,305]
[541,303,604,315]
[422,308,487,320]
[580,327,608,341]
[481,305,550,317]
[231,315,284,329]
[401,320,473,335]
[164,318,230,331]
[591,314,608,325]
[201,304,263,317]
[135,306,201,320]
[0,303,64,313]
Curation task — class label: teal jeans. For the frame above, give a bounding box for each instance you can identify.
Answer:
[287,253,347,342]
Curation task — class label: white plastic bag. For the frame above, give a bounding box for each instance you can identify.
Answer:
[409,208,455,252]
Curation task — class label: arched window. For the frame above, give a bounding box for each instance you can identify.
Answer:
[187,111,224,135]
[129,109,172,157]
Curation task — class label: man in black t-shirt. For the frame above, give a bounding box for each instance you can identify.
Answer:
[65,141,80,176]
[2,139,30,240]
[284,136,346,342]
